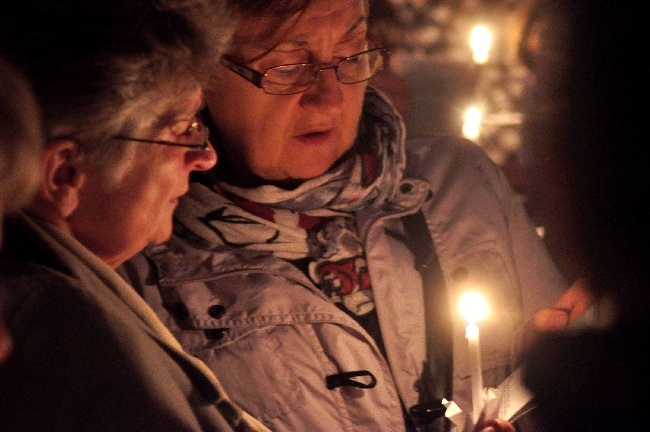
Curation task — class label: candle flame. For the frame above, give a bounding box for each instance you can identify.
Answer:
[459,291,489,324]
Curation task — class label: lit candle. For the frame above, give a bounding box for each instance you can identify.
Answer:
[459,291,489,424]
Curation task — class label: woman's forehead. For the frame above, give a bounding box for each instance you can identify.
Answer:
[232,0,367,49]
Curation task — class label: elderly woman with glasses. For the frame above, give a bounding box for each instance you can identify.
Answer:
[0,0,269,431]
[121,0,587,431]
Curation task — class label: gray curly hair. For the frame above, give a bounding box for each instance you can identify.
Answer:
[0,0,234,164]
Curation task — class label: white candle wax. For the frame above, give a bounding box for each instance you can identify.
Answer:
[466,322,484,423]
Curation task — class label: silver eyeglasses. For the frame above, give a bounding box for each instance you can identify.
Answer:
[221,47,388,95]
[111,121,210,151]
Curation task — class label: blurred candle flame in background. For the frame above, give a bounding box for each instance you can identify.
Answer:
[462,106,483,141]
[470,25,493,64]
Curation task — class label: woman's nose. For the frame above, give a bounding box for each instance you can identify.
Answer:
[186,139,217,171]
[301,68,344,111]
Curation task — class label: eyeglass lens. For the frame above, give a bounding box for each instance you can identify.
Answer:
[111,120,209,150]
[183,121,209,146]
[262,49,385,95]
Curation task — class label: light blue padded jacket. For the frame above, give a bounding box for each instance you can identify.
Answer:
[120,87,567,432]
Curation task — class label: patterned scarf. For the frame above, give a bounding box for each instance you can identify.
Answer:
[174,87,405,317]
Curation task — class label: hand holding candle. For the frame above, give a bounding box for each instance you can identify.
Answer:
[459,291,489,424]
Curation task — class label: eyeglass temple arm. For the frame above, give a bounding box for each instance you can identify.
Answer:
[221,58,264,88]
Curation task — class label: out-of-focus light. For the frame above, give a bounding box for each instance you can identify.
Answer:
[470,25,492,64]
[463,106,482,141]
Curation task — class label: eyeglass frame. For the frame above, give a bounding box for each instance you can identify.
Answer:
[111,121,210,151]
[221,47,389,95]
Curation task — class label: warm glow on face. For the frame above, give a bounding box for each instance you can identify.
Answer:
[459,291,489,324]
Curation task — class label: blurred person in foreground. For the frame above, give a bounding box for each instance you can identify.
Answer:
[121,0,589,431]
[0,56,43,364]
[518,0,649,431]
[0,0,268,430]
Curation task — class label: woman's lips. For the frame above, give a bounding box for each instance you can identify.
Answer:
[294,129,333,145]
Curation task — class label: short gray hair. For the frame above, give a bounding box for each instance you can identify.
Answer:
[0,0,234,165]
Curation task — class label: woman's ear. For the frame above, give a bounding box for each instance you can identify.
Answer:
[29,139,85,222]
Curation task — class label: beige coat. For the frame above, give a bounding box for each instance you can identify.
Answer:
[0,213,268,432]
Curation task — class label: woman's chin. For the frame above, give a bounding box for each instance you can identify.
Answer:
[261,164,334,188]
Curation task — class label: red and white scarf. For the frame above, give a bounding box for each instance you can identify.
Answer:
[174,87,405,316]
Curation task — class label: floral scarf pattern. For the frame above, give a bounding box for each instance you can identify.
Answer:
[174,87,405,317]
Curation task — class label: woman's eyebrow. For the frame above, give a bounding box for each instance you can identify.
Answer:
[346,15,368,36]
[152,105,202,131]
[280,15,368,48]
